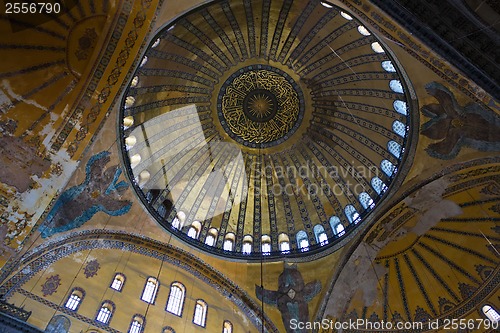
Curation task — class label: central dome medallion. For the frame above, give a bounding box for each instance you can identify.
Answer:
[119,0,415,261]
[218,65,304,148]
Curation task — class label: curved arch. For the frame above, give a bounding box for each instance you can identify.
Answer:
[313,225,328,245]
[344,205,360,224]
[110,273,126,291]
[359,192,374,210]
[166,282,185,317]
[296,231,309,252]
[0,230,279,333]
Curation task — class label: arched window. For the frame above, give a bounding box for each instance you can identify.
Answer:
[278,233,290,253]
[110,273,126,291]
[162,326,175,333]
[242,235,253,254]
[388,140,402,159]
[345,205,360,224]
[152,38,161,48]
[393,100,408,115]
[313,225,328,245]
[130,76,139,88]
[45,315,70,333]
[124,96,135,109]
[171,217,180,229]
[223,233,235,251]
[157,203,167,218]
[141,277,159,304]
[193,300,207,327]
[128,315,145,333]
[371,42,384,53]
[96,301,114,325]
[138,170,150,188]
[371,177,388,195]
[140,56,148,67]
[392,120,407,137]
[172,211,185,229]
[296,231,309,252]
[130,154,141,168]
[482,304,500,322]
[205,234,215,246]
[65,288,84,311]
[389,80,404,93]
[261,235,271,255]
[205,228,218,246]
[340,11,353,20]
[125,136,136,150]
[223,320,233,333]
[359,192,375,210]
[381,159,396,177]
[123,116,134,129]
[357,25,370,36]
[381,61,396,72]
[166,282,185,316]
[187,221,201,239]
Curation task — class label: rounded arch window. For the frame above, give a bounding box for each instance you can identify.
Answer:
[110,273,126,291]
[359,192,374,210]
[394,100,408,115]
[119,0,415,260]
[371,42,384,53]
[223,232,235,251]
[130,76,139,88]
[123,116,134,128]
[242,235,253,254]
[357,25,371,36]
[261,235,271,255]
[296,231,309,252]
[390,80,404,94]
[313,225,328,245]
[482,304,500,323]
[187,221,201,239]
[278,233,290,253]
[345,205,360,224]
[205,228,218,246]
[371,177,388,195]
[329,216,345,237]
[392,120,407,137]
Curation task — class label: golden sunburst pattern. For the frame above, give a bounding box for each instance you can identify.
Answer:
[218,66,303,147]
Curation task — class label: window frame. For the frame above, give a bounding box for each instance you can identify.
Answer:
[296,231,309,252]
[64,287,85,312]
[140,276,159,304]
[222,320,233,333]
[482,304,500,323]
[128,314,145,333]
[192,299,208,327]
[110,273,126,292]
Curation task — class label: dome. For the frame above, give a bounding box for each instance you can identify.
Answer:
[119,0,414,260]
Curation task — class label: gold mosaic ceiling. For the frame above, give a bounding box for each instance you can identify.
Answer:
[120,0,415,259]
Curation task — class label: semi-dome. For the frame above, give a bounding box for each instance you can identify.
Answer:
[119,0,415,260]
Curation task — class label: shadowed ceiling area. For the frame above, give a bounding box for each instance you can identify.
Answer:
[120,0,415,259]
